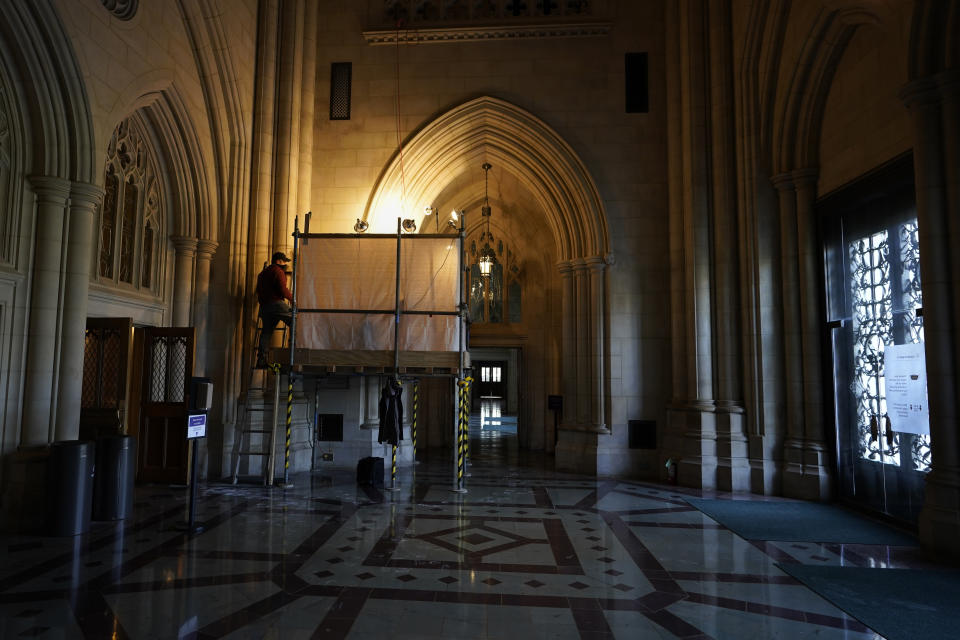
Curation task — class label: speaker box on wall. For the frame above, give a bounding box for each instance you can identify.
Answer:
[625,52,649,113]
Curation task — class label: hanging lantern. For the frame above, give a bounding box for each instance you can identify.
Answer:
[478,245,496,277]
[478,162,496,277]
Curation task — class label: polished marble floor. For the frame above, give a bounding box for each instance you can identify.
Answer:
[0,429,933,639]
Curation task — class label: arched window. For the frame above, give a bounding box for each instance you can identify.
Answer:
[96,118,163,296]
[468,229,522,324]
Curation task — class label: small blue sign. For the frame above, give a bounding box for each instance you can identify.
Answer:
[187,413,207,439]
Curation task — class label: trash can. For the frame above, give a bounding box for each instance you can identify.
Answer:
[93,435,136,521]
[47,440,95,536]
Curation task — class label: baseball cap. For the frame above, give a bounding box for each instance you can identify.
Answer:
[272,251,290,263]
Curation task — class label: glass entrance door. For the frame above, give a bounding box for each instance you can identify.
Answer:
[822,157,930,524]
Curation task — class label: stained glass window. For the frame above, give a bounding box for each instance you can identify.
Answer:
[96,117,163,296]
[99,169,118,278]
[467,230,521,324]
[849,217,929,472]
[119,179,137,283]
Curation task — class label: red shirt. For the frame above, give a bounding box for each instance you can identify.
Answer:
[256,263,293,304]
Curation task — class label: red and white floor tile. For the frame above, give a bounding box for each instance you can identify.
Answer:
[0,431,919,639]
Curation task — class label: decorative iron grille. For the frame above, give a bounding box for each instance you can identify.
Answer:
[149,335,188,403]
[381,0,594,23]
[899,221,930,472]
[848,217,929,472]
[330,62,352,121]
[82,328,123,409]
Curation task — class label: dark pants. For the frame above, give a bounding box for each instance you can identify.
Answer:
[258,300,292,364]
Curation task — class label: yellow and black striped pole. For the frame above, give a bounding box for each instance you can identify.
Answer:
[283,369,293,487]
[456,378,469,491]
[412,381,419,460]
[391,444,397,489]
[464,376,473,464]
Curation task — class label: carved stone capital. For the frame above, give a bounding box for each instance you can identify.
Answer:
[899,77,940,109]
[196,239,219,258]
[170,235,198,257]
[69,182,104,211]
[28,176,71,204]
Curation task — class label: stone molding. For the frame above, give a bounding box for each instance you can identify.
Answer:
[196,239,219,258]
[362,22,612,46]
[170,235,199,257]
[27,176,71,203]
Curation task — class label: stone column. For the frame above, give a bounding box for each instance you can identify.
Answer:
[22,176,70,446]
[793,169,831,498]
[573,259,591,427]
[361,375,381,431]
[296,0,317,217]
[585,256,607,432]
[901,72,960,558]
[193,240,218,375]
[54,182,104,442]
[771,173,806,485]
[273,0,306,252]
[665,0,719,489]
[558,260,577,427]
[171,236,198,327]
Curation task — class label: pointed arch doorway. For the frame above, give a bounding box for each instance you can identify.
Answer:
[365,96,610,473]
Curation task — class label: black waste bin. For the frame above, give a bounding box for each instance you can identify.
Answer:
[93,435,136,521]
[47,440,95,536]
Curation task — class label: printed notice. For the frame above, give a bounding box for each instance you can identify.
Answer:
[884,342,929,435]
[187,413,207,439]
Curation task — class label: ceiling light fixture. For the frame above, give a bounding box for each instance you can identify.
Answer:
[401,218,417,233]
[478,162,496,278]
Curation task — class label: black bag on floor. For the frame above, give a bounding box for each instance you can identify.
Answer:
[356,456,384,486]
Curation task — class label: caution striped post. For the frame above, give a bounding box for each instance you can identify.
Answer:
[464,376,473,465]
[455,377,468,492]
[389,444,398,490]
[283,370,293,487]
[412,381,419,461]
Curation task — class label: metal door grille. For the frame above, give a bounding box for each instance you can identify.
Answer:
[148,334,188,403]
[82,328,123,409]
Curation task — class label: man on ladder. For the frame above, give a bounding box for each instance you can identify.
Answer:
[255,251,293,368]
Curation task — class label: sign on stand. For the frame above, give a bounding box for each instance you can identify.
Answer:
[884,342,929,435]
[187,414,207,439]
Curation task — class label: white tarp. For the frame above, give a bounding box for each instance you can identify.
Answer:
[294,236,460,352]
[884,342,929,435]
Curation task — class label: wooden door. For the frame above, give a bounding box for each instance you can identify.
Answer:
[80,317,133,440]
[137,327,194,484]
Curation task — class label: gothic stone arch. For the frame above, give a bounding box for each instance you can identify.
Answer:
[365,95,611,472]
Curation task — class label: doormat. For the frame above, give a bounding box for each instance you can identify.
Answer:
[685,498,917,545]
[777,564,960,640]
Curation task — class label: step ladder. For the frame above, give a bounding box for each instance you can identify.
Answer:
[232,318,288,486]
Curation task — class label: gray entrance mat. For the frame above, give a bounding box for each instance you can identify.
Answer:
[777,564,960,640]
[685,498,917,545]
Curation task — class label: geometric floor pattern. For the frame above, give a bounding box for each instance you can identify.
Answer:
[0,432,928,639]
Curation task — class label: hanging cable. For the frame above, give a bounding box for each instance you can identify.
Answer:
[394,23,407,220]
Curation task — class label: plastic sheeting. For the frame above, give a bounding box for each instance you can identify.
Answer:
[294,235,460,352]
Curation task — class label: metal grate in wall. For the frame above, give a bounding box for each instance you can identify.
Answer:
[628,419,656,449]
[330,62,352,121]
[317,414,344,442]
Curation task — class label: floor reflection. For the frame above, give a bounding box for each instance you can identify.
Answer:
[0,426,924,639]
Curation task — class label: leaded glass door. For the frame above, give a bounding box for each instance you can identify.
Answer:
[822,157,929,524]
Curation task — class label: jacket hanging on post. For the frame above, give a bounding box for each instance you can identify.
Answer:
[378,379,404,446]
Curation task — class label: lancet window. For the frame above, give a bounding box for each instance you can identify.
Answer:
[96,119,163,296]
[468,230,522,324]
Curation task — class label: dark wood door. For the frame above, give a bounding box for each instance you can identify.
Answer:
[80,317,133,440]
[137,327,194,484]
